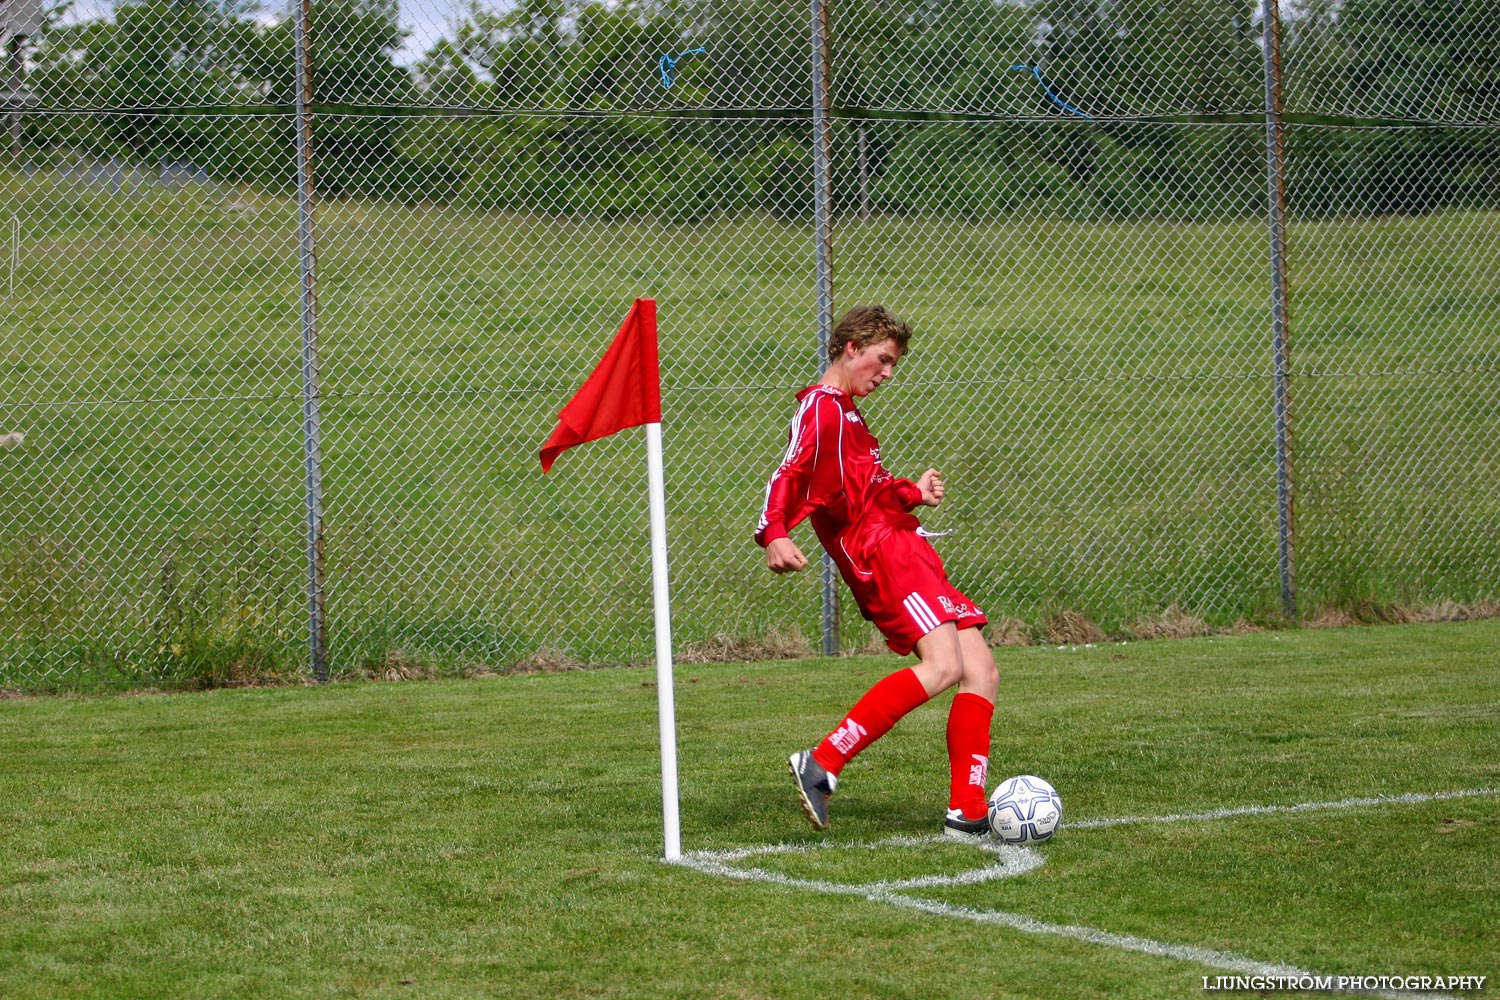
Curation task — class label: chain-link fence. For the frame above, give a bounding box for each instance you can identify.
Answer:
[2,0,1496,689]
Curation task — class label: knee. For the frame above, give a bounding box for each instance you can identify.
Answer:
[928,654,964,691]
[961,637,999,699]
[913,630,966,693]
[930,637,969,690]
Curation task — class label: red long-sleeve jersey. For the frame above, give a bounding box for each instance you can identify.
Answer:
[755,384,924,571]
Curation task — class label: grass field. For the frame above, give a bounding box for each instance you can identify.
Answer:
[2,168,1498,686]
[0,620,1495,998]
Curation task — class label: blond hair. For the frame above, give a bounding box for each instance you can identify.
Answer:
[827,305,912,363]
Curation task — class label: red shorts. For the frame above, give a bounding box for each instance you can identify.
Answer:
[838,529,988,656]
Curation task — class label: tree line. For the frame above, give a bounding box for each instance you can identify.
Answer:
[13,0,1499,220]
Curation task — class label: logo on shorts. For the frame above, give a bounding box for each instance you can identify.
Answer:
[938,595,982,619]
[829,717,868,755]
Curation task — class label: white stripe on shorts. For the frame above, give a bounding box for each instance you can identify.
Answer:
[903,593,942,635]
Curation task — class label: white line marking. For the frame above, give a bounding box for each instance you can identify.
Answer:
[701,832,949,863]
[671,788,1499,999]
[689,834,1043,888]
[676,851,1457,999]
[1067,787,1500,830]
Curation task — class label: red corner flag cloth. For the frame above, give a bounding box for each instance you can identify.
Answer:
[539,298,661,472]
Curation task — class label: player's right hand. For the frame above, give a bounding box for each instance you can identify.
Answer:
[916,467,944,507]
[765,537,809,574]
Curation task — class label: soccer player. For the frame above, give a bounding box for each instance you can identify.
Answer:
[755,305,998,838]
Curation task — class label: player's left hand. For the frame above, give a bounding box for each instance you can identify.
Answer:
[917,467,944,507]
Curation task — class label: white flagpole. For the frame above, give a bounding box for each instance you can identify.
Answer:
[644,420,681,860]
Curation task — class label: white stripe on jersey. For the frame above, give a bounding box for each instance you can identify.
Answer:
[903,593,942,635]
[834,396,845,491]
[758,387,840,530]
[756,481,773,533]
[808,396,821,497]
[779,391,820,466]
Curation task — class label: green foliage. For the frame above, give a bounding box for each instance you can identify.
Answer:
[749,138,812,221]
[649,141,752,223]
[457,145,566,212]
[130,547,296,689]
[1288,0,1500,121]
[15,0,1497,220]
[0,527,303,691]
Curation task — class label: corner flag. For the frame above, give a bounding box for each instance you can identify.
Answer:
[538,299,681,860]
[540,298,661,473]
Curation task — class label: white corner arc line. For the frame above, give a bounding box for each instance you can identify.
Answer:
[674,852,1459,1000]
[670,788,1498,1000]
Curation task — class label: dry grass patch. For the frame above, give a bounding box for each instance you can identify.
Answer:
[1308,600,1415,629]
[361,649,442,682]
[1126,604,1214,641]
[1414,599,1500,623]
[506,647,588,674]
[1309,598,1499,630]
[985,617,1035,647]
[1043,610,1105,645]
[679,629,814,664]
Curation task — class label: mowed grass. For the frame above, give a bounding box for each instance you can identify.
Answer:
[2,168,1498,685]
[0,620,1495,999]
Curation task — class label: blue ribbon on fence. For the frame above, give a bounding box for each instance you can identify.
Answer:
[1011,64,1093,119]
[660,47,706,88]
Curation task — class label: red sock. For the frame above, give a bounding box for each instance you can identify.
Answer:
[811,667,929,776]
[947,692,994,819]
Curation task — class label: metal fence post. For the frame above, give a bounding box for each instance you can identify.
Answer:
[857,125,870,220]
[1263,0,1296,621]
[5,30,34,160]
[5,35,18,159]
[294,0,328,681]
[811,0,839,656]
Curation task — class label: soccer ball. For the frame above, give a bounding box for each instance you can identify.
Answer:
[987,775,1063,844]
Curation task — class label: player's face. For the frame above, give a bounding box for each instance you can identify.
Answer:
[845,338,902,397]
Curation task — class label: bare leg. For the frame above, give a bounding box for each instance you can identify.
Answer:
[957,625,999,702]
[913,624,1000,827]
[911,623,998,700]
[910,622,964,696]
